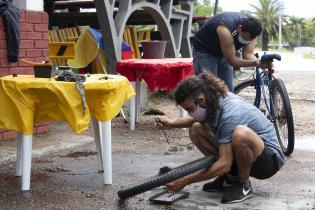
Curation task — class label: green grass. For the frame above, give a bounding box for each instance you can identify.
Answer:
[268,48,291,53]
[303,54,315,59]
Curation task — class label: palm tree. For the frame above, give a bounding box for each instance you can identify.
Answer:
[250,0,281,51]
[286,16,305,47]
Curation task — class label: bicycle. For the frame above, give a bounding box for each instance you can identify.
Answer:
[234,53,295,156]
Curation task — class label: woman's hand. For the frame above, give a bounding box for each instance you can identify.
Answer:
[166,178,187,194]
[154,117,175,129]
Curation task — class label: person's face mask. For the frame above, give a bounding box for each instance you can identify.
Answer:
[189,101,207,122]
[238,33,250,45]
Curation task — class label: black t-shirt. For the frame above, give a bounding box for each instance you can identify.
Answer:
[192,12,251,56]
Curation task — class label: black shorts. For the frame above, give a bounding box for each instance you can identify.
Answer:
[230,147,279,180]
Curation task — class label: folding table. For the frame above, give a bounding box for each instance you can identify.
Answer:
[116,58,194,130]
[0,74,135,190]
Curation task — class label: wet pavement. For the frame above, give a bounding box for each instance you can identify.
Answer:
[0,120,315,210]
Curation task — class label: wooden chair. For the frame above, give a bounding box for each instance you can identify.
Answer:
[122,26,153,59]
[48,42,75,65]
[137,28,152,43]
[48,27,80,66]
[123,26,140,58]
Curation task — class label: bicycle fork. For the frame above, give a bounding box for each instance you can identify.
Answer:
[256,68,274,119]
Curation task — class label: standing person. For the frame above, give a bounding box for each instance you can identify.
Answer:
[155,72,285,203]
[192,12,265,91]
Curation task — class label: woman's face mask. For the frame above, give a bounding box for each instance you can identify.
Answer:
[189,101,207,122]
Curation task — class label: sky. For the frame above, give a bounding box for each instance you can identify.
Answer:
[214,0,315,19]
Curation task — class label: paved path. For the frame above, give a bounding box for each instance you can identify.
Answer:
[1,131,314,209]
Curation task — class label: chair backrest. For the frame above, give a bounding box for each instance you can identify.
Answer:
[137,28,152,42]
[48,27,81,66]
[48,42,75,61]
[122,26,153,59]
[123,26,140,58]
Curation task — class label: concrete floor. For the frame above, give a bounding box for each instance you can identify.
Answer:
[0,120,314,210]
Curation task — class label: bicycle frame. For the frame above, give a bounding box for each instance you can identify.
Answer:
[253,67,275,117]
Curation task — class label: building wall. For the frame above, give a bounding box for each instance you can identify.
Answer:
[0,10,50,141]
[14,0,44,12]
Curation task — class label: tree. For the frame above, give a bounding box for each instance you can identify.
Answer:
[250,0,281,51]
[203,0,211,6]
[194,2,213,16]
[193,1,222,17]
[299,18,314,47]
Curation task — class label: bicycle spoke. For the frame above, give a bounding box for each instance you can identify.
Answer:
[273,86,290,151]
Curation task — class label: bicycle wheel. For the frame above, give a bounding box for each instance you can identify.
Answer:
[271,79,295,156]
[234,79,259,106]
[118,155,217,199]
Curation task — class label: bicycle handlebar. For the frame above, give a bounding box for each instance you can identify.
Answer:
[261,54,281,63]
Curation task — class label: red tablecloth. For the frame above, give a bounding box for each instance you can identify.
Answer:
[116,58,194,91]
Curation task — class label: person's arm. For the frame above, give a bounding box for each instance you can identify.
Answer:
[242,38,258,60]
[216,26,259,68]
[242,40,270,69]
[166,142,233,193]
[155,115,196,129]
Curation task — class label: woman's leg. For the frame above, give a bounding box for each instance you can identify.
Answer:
[189,122,218,156]
[231,125,264,181]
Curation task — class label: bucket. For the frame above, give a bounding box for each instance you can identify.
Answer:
[141,40,166,59]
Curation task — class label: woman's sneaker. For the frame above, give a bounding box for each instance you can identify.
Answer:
[221,180,253,203]
[202,175,234,192]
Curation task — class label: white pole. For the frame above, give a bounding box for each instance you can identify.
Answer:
[135,77,141,123]
[92,118,104,172]
[101,121,112,184]
[278,0,284,49]
[16,133,23,177]
[22,135,33,191]
[129,82,136,130]
[278,14,282,49]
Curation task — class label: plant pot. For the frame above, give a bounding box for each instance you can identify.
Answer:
[141,40,166,59]
[34,66,53,78]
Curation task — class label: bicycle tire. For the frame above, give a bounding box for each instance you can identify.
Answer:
[234,78,294,156]
[271,79,295,156]
[117,155,217,199]
[234,79,260,107]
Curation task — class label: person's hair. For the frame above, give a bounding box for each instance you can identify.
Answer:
[175,72,228,126]
[240,17,262,39]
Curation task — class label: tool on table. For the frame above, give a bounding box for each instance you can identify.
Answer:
[56,71,87,116]
[75,81,87,116]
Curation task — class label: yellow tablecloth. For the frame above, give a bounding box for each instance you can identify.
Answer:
[0,74,135,135]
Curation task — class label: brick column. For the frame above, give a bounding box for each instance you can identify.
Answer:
[0,10,50,141]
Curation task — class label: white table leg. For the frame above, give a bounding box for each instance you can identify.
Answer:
[135,77,141,123]
[92,117,103,172]
[129,82,136,130]
[21,135,32,191]
[16,133,22,177]
[101,121,112,184]
[180,107,188,131]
